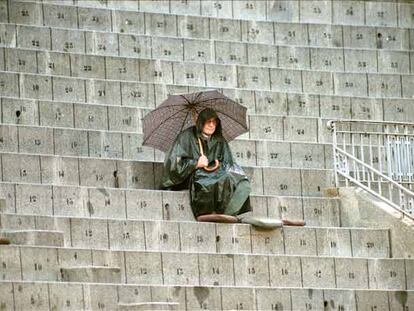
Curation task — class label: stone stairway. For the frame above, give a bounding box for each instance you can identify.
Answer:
[1,0,414,310]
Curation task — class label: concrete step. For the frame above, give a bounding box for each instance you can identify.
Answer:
[0,94,339,145]
[0,87,329,144]
[60,266,121,283]
[3,41,413,76]
[0,92,387,150]
[1,245,409,289]
[1,61,413,105]
[0,152,335,197]
[0,213,390,258]
[1,229,64,247]
[4,2,410,43]
[1,81,407,125]
[118,302,179,311]
[1,281,413,310]
[0,122,335,169]
[0,182,342,227]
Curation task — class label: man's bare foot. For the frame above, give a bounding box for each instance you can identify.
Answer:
[282,219,306,226]
[197,214,239,223]
[0,237,10,245]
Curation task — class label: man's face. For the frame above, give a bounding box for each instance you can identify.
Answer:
[202,118,217,135]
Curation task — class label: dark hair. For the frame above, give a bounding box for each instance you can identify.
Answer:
[195,108,222,138]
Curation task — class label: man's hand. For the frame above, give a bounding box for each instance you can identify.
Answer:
[197,155,209,168]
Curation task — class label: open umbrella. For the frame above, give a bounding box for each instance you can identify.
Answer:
[142,90,248,170]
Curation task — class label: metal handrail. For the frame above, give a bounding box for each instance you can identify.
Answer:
[327,119,414,127]
[328,120,414,220]
[336,131,414,138]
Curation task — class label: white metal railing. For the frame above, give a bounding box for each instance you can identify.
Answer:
[328,120,414,219]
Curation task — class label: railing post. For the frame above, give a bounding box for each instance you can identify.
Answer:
[385,125,393,181]
[328,121,339,187]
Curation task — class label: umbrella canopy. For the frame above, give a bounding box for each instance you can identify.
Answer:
[142,90,248,153]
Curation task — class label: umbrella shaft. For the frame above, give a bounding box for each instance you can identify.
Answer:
[198,137,205,156]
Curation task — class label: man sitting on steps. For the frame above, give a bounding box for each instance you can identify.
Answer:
[160,108,304,228]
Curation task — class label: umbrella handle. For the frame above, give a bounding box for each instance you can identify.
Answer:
[197,137,220,172]
[204,159,220,172]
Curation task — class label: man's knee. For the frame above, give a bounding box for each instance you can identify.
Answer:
[239,179,252,193]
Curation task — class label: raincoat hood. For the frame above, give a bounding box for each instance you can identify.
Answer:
[195,108,223,138]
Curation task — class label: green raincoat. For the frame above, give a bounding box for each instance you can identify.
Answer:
[160,111,251,217]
